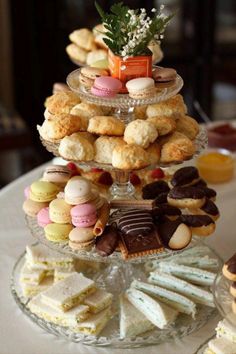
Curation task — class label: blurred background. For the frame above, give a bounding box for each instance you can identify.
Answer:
[0,0,236,186]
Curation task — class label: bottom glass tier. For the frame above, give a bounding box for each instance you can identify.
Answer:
[11,245,221,348]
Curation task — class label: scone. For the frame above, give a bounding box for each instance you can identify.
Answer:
[69,28,96,51]
[175,115,199,140]
[134,105,147,119]
[146,142,161,165]
[88,116,125,136]
[45,91,81,115]
[37,114,87,141]
[71,131,96,144]
[66,43,88,64]
[58,133,94,161]
[147,116,176,136]
[160,132,195,164]
[86,49,107,66]
[146,94,187,119]
[124,119,158,148]
[94,136,126,164]
[70,102,104,121]
[112,144,149,170]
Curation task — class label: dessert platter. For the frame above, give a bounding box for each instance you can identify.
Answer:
[11,2,232,350]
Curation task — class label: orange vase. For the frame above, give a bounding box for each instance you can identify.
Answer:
[108,50,153,93]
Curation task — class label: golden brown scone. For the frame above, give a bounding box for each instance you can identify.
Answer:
[94,136,126,164]
[124,119,158,148]
[66,43,88,64]
[147,116,176,136]
[134,105,147,119]
[58,133,94,161]
[69,29,96,51]
[175,115,200,140]
[72,131,97,144]
[112,144,149,170]
[86,49,107,65]
[45,91,81,115]
[160,132,195,164]
[88,116,125,136]
[146,94,187,119]
[37,114,87,141]
[145,142,161,165]
[70,102,104,121]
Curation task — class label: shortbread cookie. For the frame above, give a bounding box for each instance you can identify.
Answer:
[70,102,104,121]
[112,144,149,170]
[58,133,94,161]
[88,116,125,136]
[147,116,176,136]
[45,91,81,115]
[176,115,199,140]
[124,119,158,148]
[160,132,195,164]
[66,43,88,64]
[92,24,108,49]
[146,94,187,119]
[146,142,161,165]
[86,49,107,66]
[94,136,126,164]
[69,28,96,51]
[157,218,192,250]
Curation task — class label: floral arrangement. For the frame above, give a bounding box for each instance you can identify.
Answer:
[95,1,174,59]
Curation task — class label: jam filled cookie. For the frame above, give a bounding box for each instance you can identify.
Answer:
[181,215,215,236]
[222,253,236,281]
[157,218,192,250]
[170,166,200,188]
[167,186,206,209]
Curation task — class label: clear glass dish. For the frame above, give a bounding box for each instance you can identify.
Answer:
[11,248,219,348]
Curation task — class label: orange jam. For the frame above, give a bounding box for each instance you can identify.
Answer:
[196,152,234,183]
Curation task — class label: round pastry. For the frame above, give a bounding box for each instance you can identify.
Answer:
[94,136,126,164]
[91,76,122,97]
[86,49,107,66]
[147,116,176,136]
[198,187,217,201]
[146,94,187,119]
[44,223,73,242]
[23,199,49,217]
[126,77,156,99]
[69,28,96,51]
[69,227,95,250]
[71,203,97,228]
[42,165,72,186]
[192,178,207,188]
[142,180,170,200]
[95,225,119,257]
[45,91,81,115]
[79,67,109,88]
[152,204,181,221]
[180,215,215,236]
[44,108,53,120]
[88,116,125,136]
[30,181,59,203]
[167,186,206,209]
[37,207,51,228]
[170,166,200,188]
[118,209,154,236]
[157,218,192,250]
[146,142,161,165]
[230,282,236,298]
[124,119,158,149]
[70,102,104,120]
[190,198,220,221]
[222,253,236,281]
[152,67,177,88]
[58,133,94,161]
[49,199,72,224]
[64,176,93,205]
[154,192,168,205]
[66,43,88,64]
[112,144,149,170]
[160,132,196,164]
[175,115,200,140]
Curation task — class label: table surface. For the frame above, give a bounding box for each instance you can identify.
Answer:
[0,161,235,354]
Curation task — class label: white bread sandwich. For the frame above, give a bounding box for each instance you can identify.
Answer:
[74,307,112,335]
[216,318,236,343]
[204,337,236,354]
[84,288,113,314]
[20,261,48,285]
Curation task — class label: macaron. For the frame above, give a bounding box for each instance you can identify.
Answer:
[22,199,49,217]
[126,77,156,99]
[49,199,72,224]
[37,207,51,227]
[71,203,97,227]
[153,67,177,88]
[91,76,122,98]
[64,176,93,205]
[44,223,73,242]
[79,67,109,88]
[42,165,72,186]
[69,227,95,250]
[30,181,59,202]
[24,186,31,199]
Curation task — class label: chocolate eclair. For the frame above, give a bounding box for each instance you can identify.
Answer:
[198,187,217,201]
[95,224,119,257]
[154,192,168,205]
[190,199,219,221]
[142,180,170,200]
[152,204,181,221]
[222,253,236,281]
[230,282,236,297]
[167,186,206,209]
[192,178,207,188]
[118,209,154,236]
[170,166,200,187]
[180,215,215,236]
[157,218,192,250]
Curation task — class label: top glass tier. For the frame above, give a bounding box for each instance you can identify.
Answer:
[66,67,183,110]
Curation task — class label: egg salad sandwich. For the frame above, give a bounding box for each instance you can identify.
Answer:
[74,307,112,335]
[204,337,236,354]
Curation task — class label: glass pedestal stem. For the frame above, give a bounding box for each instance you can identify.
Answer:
[114,106,134,124]
[110,170,135,199]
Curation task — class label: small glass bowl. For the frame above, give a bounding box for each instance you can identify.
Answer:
[207,121,236,152]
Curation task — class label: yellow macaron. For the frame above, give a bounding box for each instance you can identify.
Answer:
[49,199,72,224]
[30,181,59,202]
[44,223,73,242]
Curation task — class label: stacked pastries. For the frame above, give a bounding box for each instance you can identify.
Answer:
[38,90,200,169]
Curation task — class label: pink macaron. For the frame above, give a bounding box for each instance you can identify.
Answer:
[37,207,52,228]
[91,76,122,98]
[71,203,97,227]
[24,186,31,199]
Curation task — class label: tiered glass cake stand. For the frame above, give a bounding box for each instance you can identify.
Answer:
[11,69,219,348]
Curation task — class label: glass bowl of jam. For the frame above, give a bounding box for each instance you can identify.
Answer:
[207,121,236,151]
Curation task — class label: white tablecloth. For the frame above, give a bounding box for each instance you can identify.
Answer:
[1,162,235,354]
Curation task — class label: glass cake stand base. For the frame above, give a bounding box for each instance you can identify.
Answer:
[11,246,221,348]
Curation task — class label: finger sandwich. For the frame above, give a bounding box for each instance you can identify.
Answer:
[21,276,53,297]
[74,307,112,335]
[54,265,76,282]
[216,318,236,343]
[20,261,48,285]
[131,280,197,318]
[204,337,236,354]
[41,272,96,312]
[126,288,178,329]
[83,288,113,314]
